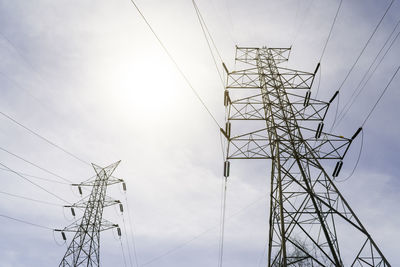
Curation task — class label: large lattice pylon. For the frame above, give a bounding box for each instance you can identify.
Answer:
[58,161,124,267]
[221,46,390,266]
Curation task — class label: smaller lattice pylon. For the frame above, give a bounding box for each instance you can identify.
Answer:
[56,161,125,267]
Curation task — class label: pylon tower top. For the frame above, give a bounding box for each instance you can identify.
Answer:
[58,161,124,267]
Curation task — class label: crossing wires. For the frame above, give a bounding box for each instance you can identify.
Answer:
[0,145,74,183]
[126,0,222,129]
[190,3,230,266]
[192,0,225,89]
[189,4,230,265]
[333,16,400,129]
[329,0,395,130]
[0,161,71,205]
[335,0,395,92]
[0,111,90,166]
[334,65,399,183]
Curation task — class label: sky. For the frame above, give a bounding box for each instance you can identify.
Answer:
[0,0,399,266]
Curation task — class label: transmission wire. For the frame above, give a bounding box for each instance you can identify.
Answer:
[336,0,394,93]
[0,166,69,184]
[193,0,224,63]
[124,3,229,261]
[0,111,90,166]
[0,145,74,183]
[334,66,399,183]
[121,212,134,267]
[192,0,225,88]
[318,0,343,63]
[126,0,222,129]
[314,0,342,99]
[0,161,71,204]
[335,129,364,183]
[218,177,228,267]
[362,66,399,127]
[334,24,400,129]
[0,190,62,206]
[0,34,90,167]
[0,214,53,230]
[119,235,129,267]
[218,97,229,267]
[123,192,140,267]
[329,0,395,130]
[139,195,265,266]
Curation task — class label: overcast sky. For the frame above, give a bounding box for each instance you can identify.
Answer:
[0,0,399,266]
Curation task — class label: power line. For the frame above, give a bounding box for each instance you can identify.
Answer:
[218,177,228,267]
[192,0,225,88]
[192,9,230,248]
[0,145,74,183]
[362,66,399,127]
[0,214,53,230]
[139,195,265,266]
[334,23,400,129]
[126,0,222,129]
[0,110,90,166]
[192,0,223,63]
[119,236,129,267]
[335,0,394,93]
[0,190,62,206]
[123,192,140,267]
[329,0,395,131]
[121,213,135,267]
[0,166,69,184]
[218,132,227,267]
[0,34,90,167]
[0,161,71,205]
[314,0,342,99]
[335,129,364,183]
[318,0,343,63]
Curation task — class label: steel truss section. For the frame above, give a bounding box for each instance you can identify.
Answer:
[223,47,390,266]
[227,92,329,121]
[58,161,123,267]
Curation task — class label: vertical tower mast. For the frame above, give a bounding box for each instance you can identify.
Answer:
[222,46,390,266]
[59,161,124,267]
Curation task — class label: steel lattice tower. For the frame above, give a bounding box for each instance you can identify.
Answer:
[221,46,390,266]
[58,161,124,267]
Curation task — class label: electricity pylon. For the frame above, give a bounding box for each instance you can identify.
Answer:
[57,161,124,267]
[221,46,390,266]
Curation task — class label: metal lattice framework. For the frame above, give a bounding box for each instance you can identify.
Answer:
[222,46,390,266]
[58,161,123,267]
